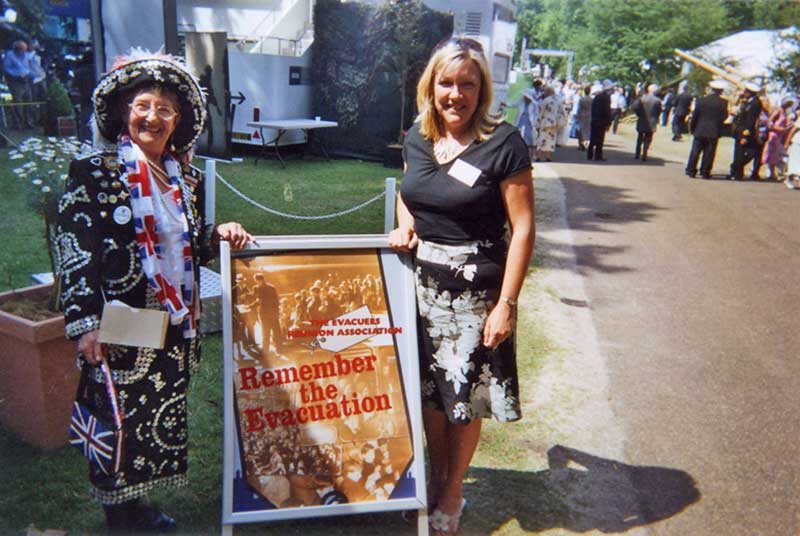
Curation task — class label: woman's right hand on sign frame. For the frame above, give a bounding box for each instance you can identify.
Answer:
[388,226,418,253]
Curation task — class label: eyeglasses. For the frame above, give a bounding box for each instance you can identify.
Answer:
[129,101,179,121]
[433,36,484,54]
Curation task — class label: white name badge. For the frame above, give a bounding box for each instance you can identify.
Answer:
[447,158,482,187]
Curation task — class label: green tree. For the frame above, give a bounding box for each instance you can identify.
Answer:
[515,0,797,87]
[515,0,586,77]
[311,0,450,155]
[723,0,800,31]
[372,0,445,142]
[569,0,730,85]
[772,29,800,93]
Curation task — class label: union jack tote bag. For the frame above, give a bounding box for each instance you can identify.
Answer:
[68,360,124,476]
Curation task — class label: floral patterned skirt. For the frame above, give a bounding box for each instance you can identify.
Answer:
[536,126,558,152]
[414,238,521,424]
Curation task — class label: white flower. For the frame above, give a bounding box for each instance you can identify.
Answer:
[452,402,472,420]
[461,264,477,281]
[31,178,43,186]
[41,186,51,193]
[432,339,474,393]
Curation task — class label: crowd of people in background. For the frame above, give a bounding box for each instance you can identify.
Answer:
[2,38,95,140]
[514,74,800,190]
[2,39,46,129]
[514,77,628,163]
[233,270,386,364]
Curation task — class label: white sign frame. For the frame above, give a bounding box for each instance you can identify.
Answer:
[220,235,427,531]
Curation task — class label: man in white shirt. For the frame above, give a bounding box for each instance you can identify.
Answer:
[3,40,33,129]
[611,87,627,134]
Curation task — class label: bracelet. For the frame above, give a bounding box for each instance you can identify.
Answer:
[500,296,517,306]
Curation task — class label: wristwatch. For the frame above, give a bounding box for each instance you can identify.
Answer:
[500,296,517,306]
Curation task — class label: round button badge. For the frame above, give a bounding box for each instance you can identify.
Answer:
[113,205,132,225]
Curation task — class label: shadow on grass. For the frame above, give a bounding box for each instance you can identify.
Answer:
[463,445,700,534]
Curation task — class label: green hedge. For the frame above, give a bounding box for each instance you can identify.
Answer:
[311,0,452,156]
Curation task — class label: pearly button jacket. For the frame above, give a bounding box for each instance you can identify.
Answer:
[56,150,217,340]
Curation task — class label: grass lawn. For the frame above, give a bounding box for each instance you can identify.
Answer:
[0,140,552,534]
[504,72,534,126]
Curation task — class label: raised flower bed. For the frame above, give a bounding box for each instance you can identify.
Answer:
[0,283,78,449]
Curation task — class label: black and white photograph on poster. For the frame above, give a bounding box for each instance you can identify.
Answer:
[185,31,231,160]
[220,236,427,528]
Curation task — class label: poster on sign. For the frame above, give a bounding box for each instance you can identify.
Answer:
[220,235,426,526]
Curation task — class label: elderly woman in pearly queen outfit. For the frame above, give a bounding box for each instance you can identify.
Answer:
[56,50,251,531]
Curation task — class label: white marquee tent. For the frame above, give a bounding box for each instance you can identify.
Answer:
[690,27,797,104]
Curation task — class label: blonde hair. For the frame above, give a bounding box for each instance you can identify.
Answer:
[415,42,501,142]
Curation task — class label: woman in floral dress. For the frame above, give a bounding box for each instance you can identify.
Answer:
[389,37,535,535]
[535,86,560,161]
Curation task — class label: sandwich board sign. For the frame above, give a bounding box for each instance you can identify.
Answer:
[220,235,427,533]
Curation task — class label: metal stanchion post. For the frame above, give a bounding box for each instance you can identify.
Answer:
[384,177,396,233]
[205,159,216,225]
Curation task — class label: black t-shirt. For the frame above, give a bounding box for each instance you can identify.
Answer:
[400,122,531,244]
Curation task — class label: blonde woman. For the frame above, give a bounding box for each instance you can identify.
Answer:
[389,37,535,535]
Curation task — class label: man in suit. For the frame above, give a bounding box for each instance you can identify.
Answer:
[587,80,612,161]
[685,79,729,179]
[728,82,763,181]
[671,84,693,141]
[631,83,663,162]
[253,272,283,363]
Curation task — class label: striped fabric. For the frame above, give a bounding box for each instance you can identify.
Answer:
[118,136,196,338]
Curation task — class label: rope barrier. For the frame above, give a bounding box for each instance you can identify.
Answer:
[215,172,388,220]
[0,101,47,107]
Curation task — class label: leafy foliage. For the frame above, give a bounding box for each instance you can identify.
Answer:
[45,77,75,118]
[516,0,799,87]
[772,29,800,93]
[311,0,451,155]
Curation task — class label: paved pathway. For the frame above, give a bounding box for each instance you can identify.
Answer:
[525,128,800,536]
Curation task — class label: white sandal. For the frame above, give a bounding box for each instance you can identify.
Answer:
[429,498,466,535]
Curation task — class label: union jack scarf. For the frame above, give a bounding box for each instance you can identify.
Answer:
[118,135,197,338]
